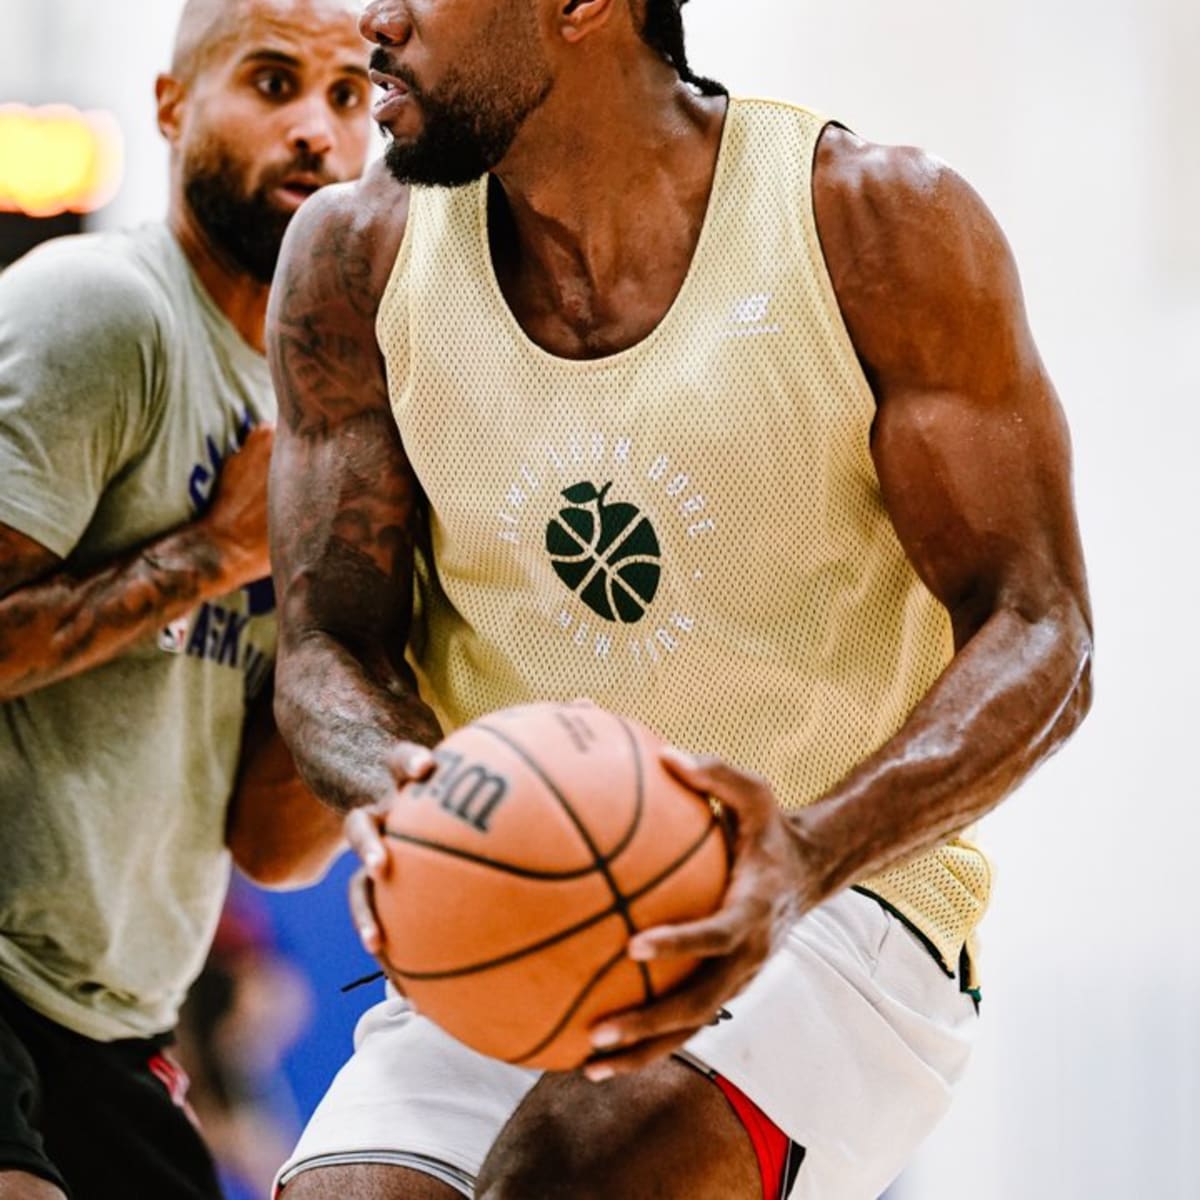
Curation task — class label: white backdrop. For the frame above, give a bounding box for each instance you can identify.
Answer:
[3,3,1197,1197]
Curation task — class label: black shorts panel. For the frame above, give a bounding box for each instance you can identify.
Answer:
[0,989,69,1194]
[0,983,223,1200]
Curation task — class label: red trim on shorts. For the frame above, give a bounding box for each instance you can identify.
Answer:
[714,1073,793,1200]
[147,1051,202,1130]
[147,1052,189,1108]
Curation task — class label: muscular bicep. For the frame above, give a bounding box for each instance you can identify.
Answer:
[816,131,1090,646]
[267,183,421,663]
[0,523,61,599]
[871,359,1087,648]
[269,405,423,652]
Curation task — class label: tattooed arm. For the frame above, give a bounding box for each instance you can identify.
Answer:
[0,241,273,702]
[268,164,441,815]
[0,430,271,703]
[0,526,59,601]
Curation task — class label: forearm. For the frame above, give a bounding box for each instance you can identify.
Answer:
[276,630,442,814]
[792,600,1093,908]
[0,522,241,702]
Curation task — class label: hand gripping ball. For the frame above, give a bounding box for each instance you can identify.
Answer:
[373,702,730,1070]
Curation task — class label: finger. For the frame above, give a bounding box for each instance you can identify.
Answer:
[345,808,389,879]
[347,869,383,955]
[590,959,747,1055]
[629,857,773,961]
[386,742,437,784]
[583,1030,694,1081]
[659,747,774,820]
[632,917,744,962]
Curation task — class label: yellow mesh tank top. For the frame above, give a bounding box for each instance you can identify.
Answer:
[377,98,990,981]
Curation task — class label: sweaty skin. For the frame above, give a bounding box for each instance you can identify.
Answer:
[269,1,1091,1195]
[591,127,1094,1070]
[268,169,443,817]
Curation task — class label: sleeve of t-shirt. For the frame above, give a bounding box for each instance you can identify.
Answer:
[0,239,166,558]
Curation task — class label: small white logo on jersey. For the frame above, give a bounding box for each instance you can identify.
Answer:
[723,292,781,338]
[158,617,190,655]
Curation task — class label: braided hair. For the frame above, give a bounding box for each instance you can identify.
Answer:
[639,0,727,96]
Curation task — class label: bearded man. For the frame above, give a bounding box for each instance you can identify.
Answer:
[0,2,371,1196]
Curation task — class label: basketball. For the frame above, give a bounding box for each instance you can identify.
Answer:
[373,702,730,1070]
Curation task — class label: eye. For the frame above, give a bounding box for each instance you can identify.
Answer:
[254,70,296,101]
[330,80,366,111]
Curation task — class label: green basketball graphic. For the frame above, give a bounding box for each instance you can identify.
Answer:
[546,482,662,624]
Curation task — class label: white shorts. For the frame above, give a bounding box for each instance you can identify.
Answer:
[276,890,977,1200]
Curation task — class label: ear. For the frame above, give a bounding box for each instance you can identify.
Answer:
[155,74,187,145]
[558,0,621,44]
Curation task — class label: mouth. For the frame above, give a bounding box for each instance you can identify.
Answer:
[369,67,411,97]
[273,174,325,210]
[369,67,415,126]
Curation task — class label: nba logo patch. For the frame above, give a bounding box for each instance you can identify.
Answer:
[158,617,190,655]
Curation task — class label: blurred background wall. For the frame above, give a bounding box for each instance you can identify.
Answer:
[2,2,1197,1198]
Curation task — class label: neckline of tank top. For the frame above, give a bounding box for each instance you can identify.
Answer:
[470,95,738,373]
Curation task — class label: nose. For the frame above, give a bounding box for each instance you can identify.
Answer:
[286,93,336,158]
[359,1,412,47]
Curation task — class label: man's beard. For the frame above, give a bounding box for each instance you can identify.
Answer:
[184,148,319,283]
[381,55,552,189]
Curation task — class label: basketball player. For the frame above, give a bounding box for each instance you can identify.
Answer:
[0,3,370,1197]
[267,0,1093,1196]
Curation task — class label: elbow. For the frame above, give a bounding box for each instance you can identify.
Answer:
[230,837,344,892]
[1048,598,1094,747]
[233,850,340,893]
[272,674,302,751]
[1074,632,1094,720]
[1064,632,1094,739]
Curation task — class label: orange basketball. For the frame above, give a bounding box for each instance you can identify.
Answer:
[373,702,729,1071]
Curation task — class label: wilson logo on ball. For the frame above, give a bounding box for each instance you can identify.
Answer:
[545,482,662,624]
[409,750,510,834]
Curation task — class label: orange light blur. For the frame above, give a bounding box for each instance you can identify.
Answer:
[0,104,124,218]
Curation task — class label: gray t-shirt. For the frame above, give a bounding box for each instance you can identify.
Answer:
[0,223,276,1041]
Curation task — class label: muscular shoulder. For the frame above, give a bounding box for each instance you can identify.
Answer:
[268,164,413,437]
[813,127,1028,391]
[275,161,412,319]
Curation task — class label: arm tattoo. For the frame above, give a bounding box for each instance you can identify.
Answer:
[272,221,385,439]
[274,528,441,813]
[0,524,224,703]
[268,187,439,813]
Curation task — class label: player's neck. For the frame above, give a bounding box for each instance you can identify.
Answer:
[168,197,271,355]
[491,74,728,290]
